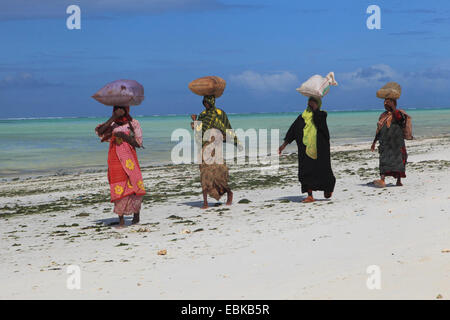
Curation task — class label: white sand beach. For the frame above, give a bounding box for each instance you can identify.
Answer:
[0,136,449,299]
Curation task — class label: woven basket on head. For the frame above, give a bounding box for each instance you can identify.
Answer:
[376,82,402,100]
[188,76,226,98]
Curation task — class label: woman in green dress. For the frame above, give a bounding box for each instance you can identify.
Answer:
[191,95,238,209]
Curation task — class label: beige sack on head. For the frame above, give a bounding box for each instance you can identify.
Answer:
[376,82,401,100]
[188,76,226,98]
[92,79,145,106]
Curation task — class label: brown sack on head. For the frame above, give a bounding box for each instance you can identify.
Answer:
[376,82,402,100]
[188,76,226,98]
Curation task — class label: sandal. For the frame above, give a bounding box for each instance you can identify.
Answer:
[302,195,315,203]
[373,179,386,188]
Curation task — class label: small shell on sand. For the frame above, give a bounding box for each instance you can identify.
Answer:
[157,249,167,256]
[130,227,150,233]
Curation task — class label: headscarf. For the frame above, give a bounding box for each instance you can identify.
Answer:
[302,96,322,160]
[98,106,135,143]
[203,95,216,109]
[113,106,132,125]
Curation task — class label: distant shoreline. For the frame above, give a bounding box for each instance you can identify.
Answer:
[2,134,450,182]
[2,106,450,121]
[1,110,449,180]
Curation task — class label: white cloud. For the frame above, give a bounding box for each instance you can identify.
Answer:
[0,72,61,88]
[230,70,299,92]
[339,64,400,89]
[0,0,255,20]
[339,63,450,92]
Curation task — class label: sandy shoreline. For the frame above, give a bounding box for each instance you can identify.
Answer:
[0,136,449,299]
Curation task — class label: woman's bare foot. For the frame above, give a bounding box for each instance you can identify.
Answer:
[324,192,333,199]
[226,191,233,205]
[373,179,386,188]
[131,213,140,225]
[116,216,126,229]
[201,191,209,209]
[302,195,315,203]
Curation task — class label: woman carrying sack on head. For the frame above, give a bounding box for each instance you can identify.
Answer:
[191,95,240,209]
[95,106,146,228]
[371,82,413,188]
[279,96,336,203]
[371,83,413,188]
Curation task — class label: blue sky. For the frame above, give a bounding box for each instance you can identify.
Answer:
[1,0,450,118]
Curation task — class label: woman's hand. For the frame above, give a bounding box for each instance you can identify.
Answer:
[190,115,197,130]
[371,142,376,152]
[96,109,124,136]
[114,132,127,139]
[114,132,140,148]
[279,142,288,155]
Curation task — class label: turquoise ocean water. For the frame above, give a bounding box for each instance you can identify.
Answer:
[1,108,449,178]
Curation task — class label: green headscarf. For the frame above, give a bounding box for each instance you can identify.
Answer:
[302,96,322,160]
[195,95,240,147]
[203,95,216,109]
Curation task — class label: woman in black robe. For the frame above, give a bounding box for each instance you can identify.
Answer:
[279,96,336,203]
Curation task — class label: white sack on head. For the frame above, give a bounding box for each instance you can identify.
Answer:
[296,72,338,98]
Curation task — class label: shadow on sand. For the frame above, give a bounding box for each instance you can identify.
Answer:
[361,182,397,189]
[180,201,224,208]
[94,217,132,226]
[277,195,331,203]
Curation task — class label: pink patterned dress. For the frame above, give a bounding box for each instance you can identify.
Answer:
[96,119,146,216]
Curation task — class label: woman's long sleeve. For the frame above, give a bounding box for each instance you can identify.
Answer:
[95,123,113,142]
[131,120,143,147]
[284,117,299,144]
[313,110,330,141]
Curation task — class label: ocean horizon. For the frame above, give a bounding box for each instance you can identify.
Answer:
[1,107,450,179]
[2,105,450,121]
